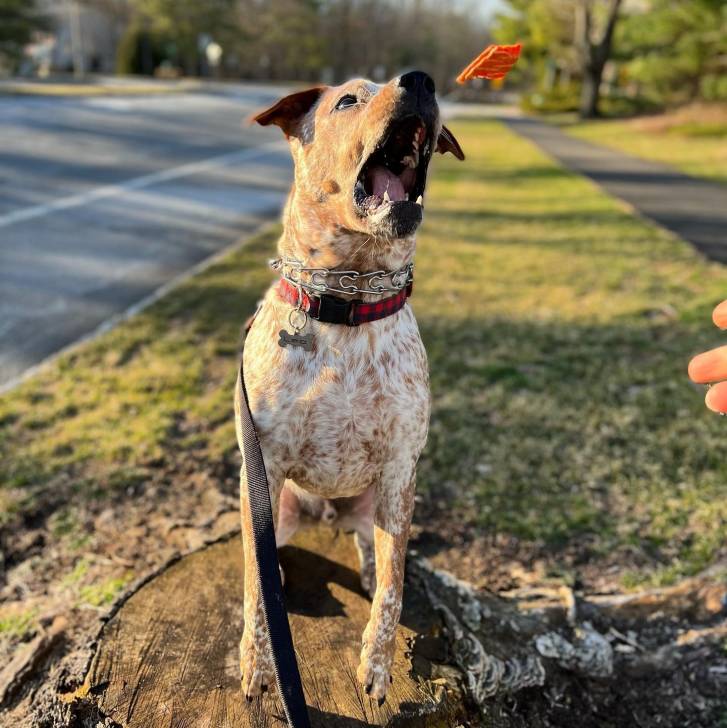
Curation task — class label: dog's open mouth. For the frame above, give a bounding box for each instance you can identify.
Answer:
[354,115,432,215]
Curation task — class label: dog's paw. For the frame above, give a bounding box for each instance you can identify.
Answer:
[240,634,275,699]
[357,642,394,705]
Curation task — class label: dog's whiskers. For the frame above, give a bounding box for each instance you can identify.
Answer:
[350,235,373,262]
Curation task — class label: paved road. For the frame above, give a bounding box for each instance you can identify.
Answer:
[0,84,293,389]
[505,117,727,263]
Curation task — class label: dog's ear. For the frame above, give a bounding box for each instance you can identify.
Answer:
[436,125,465,160]
[251,87,327,140]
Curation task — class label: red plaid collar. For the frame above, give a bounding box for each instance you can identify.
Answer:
[276,277,412,326]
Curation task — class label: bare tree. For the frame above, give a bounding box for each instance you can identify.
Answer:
[576,0,622,117]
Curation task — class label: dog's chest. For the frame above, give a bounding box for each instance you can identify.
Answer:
[244,299,430,496]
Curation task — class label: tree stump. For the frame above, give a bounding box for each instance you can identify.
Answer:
[83,529,452,728]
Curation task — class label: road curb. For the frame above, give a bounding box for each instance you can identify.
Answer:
[0,220,280,396]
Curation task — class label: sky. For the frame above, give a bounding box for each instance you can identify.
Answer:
[451,0,509,22]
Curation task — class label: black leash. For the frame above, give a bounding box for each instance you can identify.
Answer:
[237,332,311,728]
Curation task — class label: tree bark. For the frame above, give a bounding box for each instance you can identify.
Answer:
[71,530,456,728]
[577,0,622,118]
[580,69,601,118]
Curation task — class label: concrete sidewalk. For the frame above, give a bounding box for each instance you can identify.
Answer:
[505,117,727,264]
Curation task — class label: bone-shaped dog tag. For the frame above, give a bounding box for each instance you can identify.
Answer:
[278,329,314,351]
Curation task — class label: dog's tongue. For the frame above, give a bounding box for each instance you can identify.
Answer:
[368,165,406,202]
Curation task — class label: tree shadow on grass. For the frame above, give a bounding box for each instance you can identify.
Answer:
[435,163,572,183]
[170,270,725,582]
[2,227,723,591]
[414,311,726,577]
[427,206,635,229]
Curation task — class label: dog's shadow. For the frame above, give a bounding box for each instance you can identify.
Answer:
[277,533,440,638]
[279,542,364,618]
[253,534,445,725]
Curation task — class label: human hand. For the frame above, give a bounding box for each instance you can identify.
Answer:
[688,300,727,413]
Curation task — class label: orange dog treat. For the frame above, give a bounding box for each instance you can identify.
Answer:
[456,43,521,84]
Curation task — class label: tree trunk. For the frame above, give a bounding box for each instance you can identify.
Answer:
[63,530,458,728]
[579,64,602,118]
[577,0,622,119]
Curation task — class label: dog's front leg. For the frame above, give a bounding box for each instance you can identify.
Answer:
[357,465,416,704]
[239,463,284,699]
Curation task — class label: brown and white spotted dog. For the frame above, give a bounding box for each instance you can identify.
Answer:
[235,71,464,705]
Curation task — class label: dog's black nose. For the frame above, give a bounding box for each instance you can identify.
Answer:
[399,71,435,96]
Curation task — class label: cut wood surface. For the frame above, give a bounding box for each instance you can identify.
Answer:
[85,529,449,728]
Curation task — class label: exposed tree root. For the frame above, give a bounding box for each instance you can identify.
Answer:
[0,616,67,706]
[409,555,727,721]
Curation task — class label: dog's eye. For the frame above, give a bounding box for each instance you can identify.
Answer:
[335,94,358,110]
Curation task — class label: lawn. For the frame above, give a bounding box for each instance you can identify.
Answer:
[563,106,727,185]
[2,114,727,640]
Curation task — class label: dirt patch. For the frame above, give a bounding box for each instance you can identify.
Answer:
[412,503,727,597]
[0,451,241,726]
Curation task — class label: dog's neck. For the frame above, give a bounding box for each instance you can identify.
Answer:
[279,186,417,274]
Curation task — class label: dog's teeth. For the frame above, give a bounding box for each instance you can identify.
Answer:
[383,190,390,203]
[415,195,423,205]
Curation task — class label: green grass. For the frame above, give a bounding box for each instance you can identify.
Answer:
[0,607,38,639]
[564,117,727,185]
[59,557,132,608]
[61,557,91,589]
[78,574,133,607]
[1,118,726,588]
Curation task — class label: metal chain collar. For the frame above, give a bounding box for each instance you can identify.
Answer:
[269,257,414,297]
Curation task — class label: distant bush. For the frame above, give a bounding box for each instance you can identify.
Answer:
[116,22,177,76]
[701,74,727,102]
[0,0,49,73]
[599,93,663,118]
[521,85,580,114]
[111,0,491,88]
[116,23,143,75]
